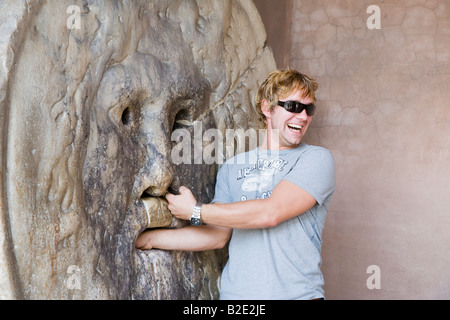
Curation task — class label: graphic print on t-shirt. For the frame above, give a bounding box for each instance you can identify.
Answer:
[237,157,289,200]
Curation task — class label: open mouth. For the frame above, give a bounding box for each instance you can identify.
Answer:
[132,188,195,299]
[131,180,221,299]
[287,123,303,133]
[141,195,172,228]
[140,190,186,230]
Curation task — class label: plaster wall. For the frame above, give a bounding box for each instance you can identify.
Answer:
[254,0,293,68]
[285,0,450,299]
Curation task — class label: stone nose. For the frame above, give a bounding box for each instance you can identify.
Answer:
[140,147,174,197]
[132,105,178,199]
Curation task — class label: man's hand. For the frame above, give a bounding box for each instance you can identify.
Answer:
[165,186,197,221]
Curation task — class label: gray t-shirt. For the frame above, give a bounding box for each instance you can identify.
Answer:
[212,143,335,300]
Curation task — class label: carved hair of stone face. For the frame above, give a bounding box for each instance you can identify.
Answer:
[0,0,275,299]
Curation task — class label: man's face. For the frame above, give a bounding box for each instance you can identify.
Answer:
[265,90,314,150]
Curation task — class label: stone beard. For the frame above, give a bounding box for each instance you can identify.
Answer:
[0,0,275,299]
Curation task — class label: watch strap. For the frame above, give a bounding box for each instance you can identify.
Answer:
[191,202,202,226]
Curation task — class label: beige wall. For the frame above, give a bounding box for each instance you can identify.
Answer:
[254,0,293,68]
[258,0,450,299]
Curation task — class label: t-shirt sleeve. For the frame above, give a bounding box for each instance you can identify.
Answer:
[283,147,335,206]
[211,163,232,204]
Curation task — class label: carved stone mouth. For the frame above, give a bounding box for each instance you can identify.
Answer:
[141,196,172,228]
[140,191,187,230]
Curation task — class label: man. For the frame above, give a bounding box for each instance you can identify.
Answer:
[136,69,335,300]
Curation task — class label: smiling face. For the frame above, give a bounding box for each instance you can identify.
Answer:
[262,90,314,150]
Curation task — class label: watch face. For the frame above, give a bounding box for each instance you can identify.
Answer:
[191,217,202,226]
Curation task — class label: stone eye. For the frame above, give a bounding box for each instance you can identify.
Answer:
[109,99,140,131]
[172,109,191,131]
[121,106,132,126]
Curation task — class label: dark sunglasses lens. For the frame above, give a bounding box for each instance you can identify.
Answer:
[285,101,297,112]
[305,104,316,116]
[280,101,316,115]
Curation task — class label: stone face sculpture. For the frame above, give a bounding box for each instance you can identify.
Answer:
[0,0,275,299]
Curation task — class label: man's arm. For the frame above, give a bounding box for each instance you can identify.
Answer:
[167,180,317,229]
[135,202,232,251]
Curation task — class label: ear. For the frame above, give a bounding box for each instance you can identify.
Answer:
[261,99,272,118]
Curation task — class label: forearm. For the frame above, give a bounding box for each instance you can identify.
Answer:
[201,181,317,229]
[202,199,276,229]
[135,225,231,252]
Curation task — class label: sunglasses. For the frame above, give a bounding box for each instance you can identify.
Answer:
[277,100,316,116]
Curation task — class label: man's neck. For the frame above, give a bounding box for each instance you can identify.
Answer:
[259,129,300,151]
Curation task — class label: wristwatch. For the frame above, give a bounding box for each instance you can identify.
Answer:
[190,202,202,226]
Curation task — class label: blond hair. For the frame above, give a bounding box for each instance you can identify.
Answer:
[255,69,318,127]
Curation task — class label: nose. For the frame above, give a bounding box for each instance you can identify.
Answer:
[132,103,176,199]
[295,108,308,120]
[139,142,174,197]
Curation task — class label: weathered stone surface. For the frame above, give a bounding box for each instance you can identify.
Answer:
[0,0,275,299]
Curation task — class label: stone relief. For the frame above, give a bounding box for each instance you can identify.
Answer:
[0,0,275,299]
